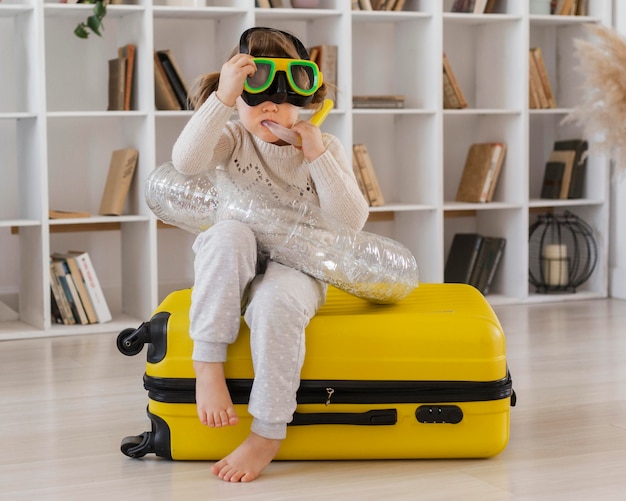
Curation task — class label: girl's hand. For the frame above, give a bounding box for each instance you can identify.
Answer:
[215,54,256,107]
[292,120,325,162]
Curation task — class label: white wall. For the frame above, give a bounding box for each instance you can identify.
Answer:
[610,1,626,299]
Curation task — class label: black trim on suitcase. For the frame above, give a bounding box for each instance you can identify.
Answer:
[121,408,173,459]
[117,312,170,362]
[291,409,398,426]
[143,372,514,406]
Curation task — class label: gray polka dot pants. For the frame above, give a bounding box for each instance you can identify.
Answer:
[189,220,326,439]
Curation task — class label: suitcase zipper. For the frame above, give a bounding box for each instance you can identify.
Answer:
[144,372,514,406]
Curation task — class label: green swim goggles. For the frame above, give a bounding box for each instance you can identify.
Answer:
[244,57,323,99]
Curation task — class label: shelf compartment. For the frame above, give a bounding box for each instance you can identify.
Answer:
[443,113,524,206]
[44,8,148,113]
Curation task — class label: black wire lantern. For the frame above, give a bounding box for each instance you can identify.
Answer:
[529,211,597,293]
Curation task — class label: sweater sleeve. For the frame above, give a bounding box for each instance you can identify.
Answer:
[171,93,237,175]
[307,135,370,233]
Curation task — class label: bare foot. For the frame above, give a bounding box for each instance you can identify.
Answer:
[211,432,282,482]
[193,361,239,427]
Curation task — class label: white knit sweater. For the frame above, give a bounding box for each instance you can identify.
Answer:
[171,93,369,233]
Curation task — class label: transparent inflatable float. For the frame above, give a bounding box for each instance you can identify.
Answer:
[145,162,419,304]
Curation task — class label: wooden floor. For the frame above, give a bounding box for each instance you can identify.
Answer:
[2,297,626,500]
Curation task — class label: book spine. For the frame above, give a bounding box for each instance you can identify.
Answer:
[52,261,83,324]
[65,256,98,324]
[479,239,506,295]
[72,253,112,323]
[480,145,502,202]
[50,265,75,325]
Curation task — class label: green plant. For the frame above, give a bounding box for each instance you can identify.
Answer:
[74,0,107,39]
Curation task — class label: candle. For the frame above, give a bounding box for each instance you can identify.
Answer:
[542,244,569,287]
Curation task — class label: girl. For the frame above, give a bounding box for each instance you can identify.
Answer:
[171,27,369,482]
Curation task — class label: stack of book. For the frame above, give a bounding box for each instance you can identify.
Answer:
[529,47,557,109]
[540,139,588,199]
[50,251,112,325]
[154,49,191,111]
[108,44,136,111]
[444,233,506,295]
[352,144,385,207]
[455,142,507,203]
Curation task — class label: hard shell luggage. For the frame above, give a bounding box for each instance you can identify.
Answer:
[118,283,515,461]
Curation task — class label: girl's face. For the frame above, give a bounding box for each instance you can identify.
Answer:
[236,96,299,145]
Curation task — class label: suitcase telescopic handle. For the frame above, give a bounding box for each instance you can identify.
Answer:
[290,409,397,426]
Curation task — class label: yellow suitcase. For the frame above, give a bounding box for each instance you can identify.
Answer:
[118,283,515,460]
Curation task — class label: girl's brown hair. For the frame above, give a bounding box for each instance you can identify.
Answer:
[188,28,328,111]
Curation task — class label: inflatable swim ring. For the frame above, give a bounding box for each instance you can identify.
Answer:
[145,162,419,303]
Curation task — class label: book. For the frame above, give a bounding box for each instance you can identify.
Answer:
[484,0,499,13]
[530,47,557,108]
[256,0,271,7]
[118,44,136,111]
[444,233,484,284]
[352,143,385,206]
[51,257,89,325]
[528,48,548,109]
[451,0,473,12]
[443,52,468,109]
[49,209,91,219]
[540,161,565,199]
[49,291,63,325]
[554,139,588,199]
[352,149,370,204]
[455,143,506,203]
[473,0,489,13]
[99,148,139,216]
[555,0,575,15]
[548,149,576,199]
[469,236,506,295]
[49,260,76,325]
[68,251,112,323]
[107,56,126,111]
[156,50,191,110]
[51,252,98,324]
[154,52,182,111]
[353,95,405,109]
[309,45,337,104]
[575,0,588,15]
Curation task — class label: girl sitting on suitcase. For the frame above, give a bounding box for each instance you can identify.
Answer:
[171,27,369,482]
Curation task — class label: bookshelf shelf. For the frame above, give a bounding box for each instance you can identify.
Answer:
[0,6,33,16]
[0,0,614,339]
[152,6,246,18]
[43,4,146,17]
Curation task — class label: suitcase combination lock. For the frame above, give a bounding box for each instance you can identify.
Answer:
[415,405,463,424]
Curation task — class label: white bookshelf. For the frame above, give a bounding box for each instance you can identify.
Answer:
[0,0,613,340]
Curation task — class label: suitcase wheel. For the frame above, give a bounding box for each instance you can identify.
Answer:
[117,327,146,356]
[121,432,153,458]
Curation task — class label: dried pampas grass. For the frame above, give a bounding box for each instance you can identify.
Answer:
[565,24,626,174]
